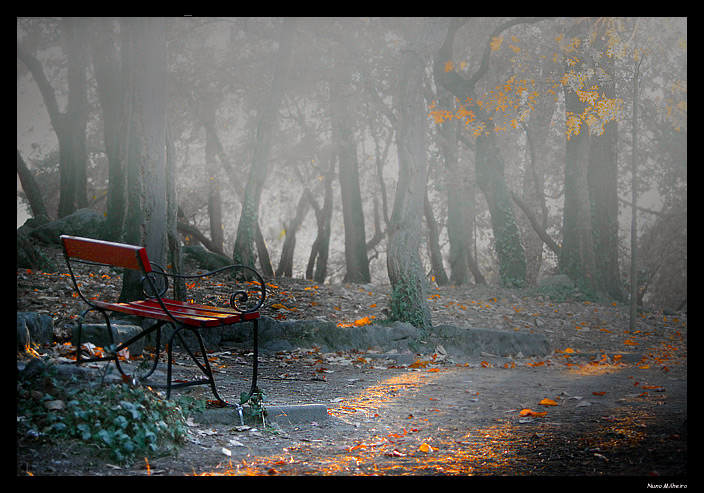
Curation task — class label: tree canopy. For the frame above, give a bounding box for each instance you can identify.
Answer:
[18,17,687,318]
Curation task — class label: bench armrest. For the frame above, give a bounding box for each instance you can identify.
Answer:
[143,263,266,314]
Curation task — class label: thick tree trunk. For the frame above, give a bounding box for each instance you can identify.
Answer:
[520,92,554,285]
[205,114,225,254]
[119,17,170,302]
[560,89,597,291]
[233,18,296,270]
[588,40,627,302]
[435,85,471,286]
[387,18,449,329]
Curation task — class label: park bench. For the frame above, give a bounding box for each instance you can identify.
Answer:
[60,235,266,410]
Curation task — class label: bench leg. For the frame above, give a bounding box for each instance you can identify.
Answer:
[244,317,259,402]
[166,325,226,405]
[165,319,260,409]
[75,309,164,382]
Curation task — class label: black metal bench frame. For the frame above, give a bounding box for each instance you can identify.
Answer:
[60,235,266,409]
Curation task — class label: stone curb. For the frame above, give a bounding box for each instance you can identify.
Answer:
[195,404,329,426]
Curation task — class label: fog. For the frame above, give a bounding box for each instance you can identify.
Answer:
[17,17,686,308]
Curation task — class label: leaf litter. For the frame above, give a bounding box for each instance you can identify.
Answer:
[18,244,686,475]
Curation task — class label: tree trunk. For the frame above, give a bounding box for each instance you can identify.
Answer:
[433,18,531,288]
[306,156,335,283]
[330,56,371,284]
[166,124,186,301]
[588,39,627,302]
[233,18,296,270]
[17,150,49,219]
[119,17,170,302]
[520,91,554,285]
[205,112,225,254]
[560,89,597,291]
[91,18,126,241]
[387,18,448,329]
[435,84,471,286]
[423,192,449,286]
[17,17,89,219]
[276,191,310,277]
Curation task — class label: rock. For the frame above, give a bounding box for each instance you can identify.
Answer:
[17,234,57,272]
[431,324,551,358]
[72,320,148,355]
[17,312,54,351]
[30,208,105,244]
[219,317,549,358]
[182,245,232,271]
[17,214,51,237]
[538,274,577,300]
[17,357,48,381]
[538,274,575,290]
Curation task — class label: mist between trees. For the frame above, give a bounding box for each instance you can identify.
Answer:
[17,17,686,325]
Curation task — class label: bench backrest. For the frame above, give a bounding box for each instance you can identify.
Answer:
[61,235,152,273]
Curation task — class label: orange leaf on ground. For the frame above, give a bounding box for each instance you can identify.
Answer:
[419,443,435,453]
[539,398,558,406]
[520,409,547,417]
[592,391,607,396]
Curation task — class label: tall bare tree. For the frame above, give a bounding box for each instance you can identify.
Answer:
[232,18,297,270]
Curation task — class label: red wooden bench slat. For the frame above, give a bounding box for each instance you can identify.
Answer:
[61,235,151,273]
[93,299,260,327]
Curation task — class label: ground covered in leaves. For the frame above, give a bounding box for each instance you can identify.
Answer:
[17,245,687,479]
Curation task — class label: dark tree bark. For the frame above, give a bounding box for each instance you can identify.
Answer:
[17,150,49,219]
[588,34,627,302]
[560,89,597,291]
[387,18,449,329]
[118,17,171,302]
[17,17,89,219]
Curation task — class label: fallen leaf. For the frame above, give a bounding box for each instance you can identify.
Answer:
[419,443,435,453]
[519,409,547,417]
[592,391,607,396]
[386,449,407,457]
[539,398,558,406]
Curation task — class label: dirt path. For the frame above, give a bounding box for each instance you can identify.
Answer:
[17,253,687,477]
[18,341,686,477]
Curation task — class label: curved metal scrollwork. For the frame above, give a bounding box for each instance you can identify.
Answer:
[226,265,266,313]
[139,262,266,313]
[141,263,169,299]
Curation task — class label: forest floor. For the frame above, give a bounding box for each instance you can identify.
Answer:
[17,244,687,479]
